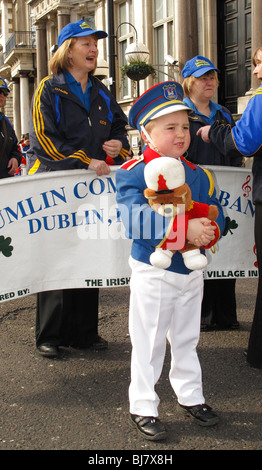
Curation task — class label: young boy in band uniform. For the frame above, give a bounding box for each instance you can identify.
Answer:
[116,82,225,440]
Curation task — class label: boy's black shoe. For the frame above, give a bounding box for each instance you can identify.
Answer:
[130,414,167,440]
[179,403,219,426]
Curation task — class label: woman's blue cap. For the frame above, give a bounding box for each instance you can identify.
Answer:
[182,55,219,78]
[128,81,191,132]
[58,20,108,47]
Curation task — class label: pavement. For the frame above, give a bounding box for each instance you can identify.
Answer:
[0,278,261,455]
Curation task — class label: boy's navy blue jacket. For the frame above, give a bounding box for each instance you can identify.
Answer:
[0,113,21,179]
[27,73,129,174]
[183,99,243,168]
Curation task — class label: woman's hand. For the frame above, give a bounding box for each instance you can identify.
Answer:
[7,158,19,176]
[102,139,123,158]
[196,125,211,143]
[187,217,215,246]
[88,159,110,176]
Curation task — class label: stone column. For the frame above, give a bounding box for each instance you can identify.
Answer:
[174,0,198,81]
[202,0,217,66]
[57,9,71,34]
[251,0,262,89]
[20,74,30,136]
[36,22,48,84]
[13,80,21,140]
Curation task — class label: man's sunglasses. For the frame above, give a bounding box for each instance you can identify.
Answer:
[0,89,8,97]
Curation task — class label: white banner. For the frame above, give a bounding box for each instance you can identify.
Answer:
[202,166,257,280]
[0,166,257,303]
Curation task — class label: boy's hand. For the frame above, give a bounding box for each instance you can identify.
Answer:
[187,218,215,247]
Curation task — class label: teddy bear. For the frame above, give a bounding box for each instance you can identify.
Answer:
[144,157,219,270]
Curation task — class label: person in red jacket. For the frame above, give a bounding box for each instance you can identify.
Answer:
[15,133,30,175]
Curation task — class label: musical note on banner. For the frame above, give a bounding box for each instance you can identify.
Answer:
[242,175,251,198]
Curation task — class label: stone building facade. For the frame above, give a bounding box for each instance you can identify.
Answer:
[0,0,262,143]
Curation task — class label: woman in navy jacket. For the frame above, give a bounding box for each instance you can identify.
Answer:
[27,68,129,174]
[182,56,242,332]
[28,20,129,357]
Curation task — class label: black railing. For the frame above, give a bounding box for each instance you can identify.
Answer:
[5,31,36,57]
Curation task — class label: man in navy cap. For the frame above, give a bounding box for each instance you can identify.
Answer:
[0,77,21,178]
[116,81,225,440]
[0,77,10,95]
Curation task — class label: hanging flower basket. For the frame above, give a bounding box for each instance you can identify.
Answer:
[121,60,156,81]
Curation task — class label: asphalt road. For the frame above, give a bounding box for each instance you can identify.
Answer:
[0,278,261,454]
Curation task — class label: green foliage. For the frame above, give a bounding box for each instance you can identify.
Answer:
[121,60,156,81]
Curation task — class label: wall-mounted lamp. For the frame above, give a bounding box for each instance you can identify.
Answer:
[116,22,151,98]
[107,2,150,98]
[116,22,150,64]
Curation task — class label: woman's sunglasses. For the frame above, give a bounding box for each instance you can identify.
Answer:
[0,89,8,97]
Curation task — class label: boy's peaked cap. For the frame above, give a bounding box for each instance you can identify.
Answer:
[128,81,191,132]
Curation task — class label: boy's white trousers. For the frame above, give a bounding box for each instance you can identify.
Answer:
[129,257,205,417]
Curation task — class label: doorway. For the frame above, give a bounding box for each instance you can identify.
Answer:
[217,0,251,113]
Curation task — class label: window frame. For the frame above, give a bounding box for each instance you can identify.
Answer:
[152,0,174,83]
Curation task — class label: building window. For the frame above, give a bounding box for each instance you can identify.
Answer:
[153,0,174,83]
[117,0,134,99]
